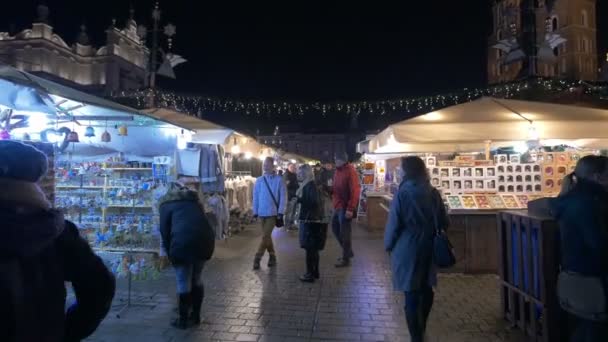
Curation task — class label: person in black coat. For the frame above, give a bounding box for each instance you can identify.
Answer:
[296,164,329,282]
[0,140,115,342]
[284,163,300,230]
[551,155,608,341]
[159,182,215,329]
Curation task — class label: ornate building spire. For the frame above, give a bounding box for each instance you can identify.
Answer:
[36,3,50,23]
[77,24,90,45]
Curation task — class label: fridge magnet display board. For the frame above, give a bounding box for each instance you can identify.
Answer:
[502,195,521,209]
[460,195,478,209]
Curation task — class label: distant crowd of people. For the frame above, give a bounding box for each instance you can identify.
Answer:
[4,137,605,342]
[250,153,361,275]
[0,140,362,340]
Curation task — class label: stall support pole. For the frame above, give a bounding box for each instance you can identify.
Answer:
[485,140,492,160]
[115,251,156,319]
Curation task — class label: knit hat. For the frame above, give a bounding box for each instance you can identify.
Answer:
[0,140,48,183]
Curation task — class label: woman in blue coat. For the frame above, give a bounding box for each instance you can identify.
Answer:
[384,156,448,342]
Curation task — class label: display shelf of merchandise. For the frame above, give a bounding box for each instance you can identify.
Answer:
[106,168,153,171]
[54,159,159,251]
[372,151,590,211]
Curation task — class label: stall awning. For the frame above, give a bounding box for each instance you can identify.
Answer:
[0,64,150,122]
[370,97,608,153]
[142,107,236,144]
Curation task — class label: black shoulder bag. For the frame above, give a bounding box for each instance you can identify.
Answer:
[263,176,284,228]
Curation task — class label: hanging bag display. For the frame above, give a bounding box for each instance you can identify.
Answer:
[263,176,284,228]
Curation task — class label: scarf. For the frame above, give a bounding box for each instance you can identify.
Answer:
[0,179,51,210]
[296,177,314,199]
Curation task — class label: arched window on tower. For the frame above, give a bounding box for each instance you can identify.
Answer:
[581,10,588,27]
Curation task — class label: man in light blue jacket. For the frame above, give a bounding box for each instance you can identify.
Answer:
[252,157,288,270]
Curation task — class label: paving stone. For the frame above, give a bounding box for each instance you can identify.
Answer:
[84,223,524,342]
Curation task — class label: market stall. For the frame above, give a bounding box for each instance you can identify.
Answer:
[360,97,608,273]
[142,107,276,237]
[0,65,189,293]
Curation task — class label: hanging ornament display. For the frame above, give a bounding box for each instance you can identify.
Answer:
[0,129,10,140]
[118,125,128,137]
[84,126,96,138]
[101,120,111,142]
[22,133,31,141]
[67,130,80,143]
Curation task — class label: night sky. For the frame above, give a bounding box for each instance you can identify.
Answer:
[1,1,607,133]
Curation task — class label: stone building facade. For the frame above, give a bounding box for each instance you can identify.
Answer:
[488,0,598,83]
[0,5,148,94]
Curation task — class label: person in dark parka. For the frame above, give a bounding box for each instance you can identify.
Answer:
[159,182,215,329]
[296,164,329,282]
[0,140,115,342]
[384,156,448,342]
[551,155,608,341]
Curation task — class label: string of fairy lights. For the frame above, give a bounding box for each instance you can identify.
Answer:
[112,78,608,118]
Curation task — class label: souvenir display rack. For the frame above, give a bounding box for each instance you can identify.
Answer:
[370,150,590,211]
[55,157,159,251]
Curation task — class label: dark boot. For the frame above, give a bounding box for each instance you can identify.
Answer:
[268,254,277,267]
[253,255,262,270]
[300,250,315,282]
[313,255,320,279]
[171,293,191,329]
[335,258,350,268]
[190,285,204,325]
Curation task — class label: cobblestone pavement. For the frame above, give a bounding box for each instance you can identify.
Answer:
[86,223,524,342]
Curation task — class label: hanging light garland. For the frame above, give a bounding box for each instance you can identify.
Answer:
[111,78,608,119]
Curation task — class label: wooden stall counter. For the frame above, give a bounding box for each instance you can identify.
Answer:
[364,192,392,231]
[448,209,503,274]
[361,193,511,274]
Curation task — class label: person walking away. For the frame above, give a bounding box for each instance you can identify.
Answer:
[551,155,608,341]
[384,156,449,342]
[296,165,330,282]
[159,182,215,329]
[252,157,287,270]
[284,163,299,231]
[0,140,115,342]
[332,152,360,267]
[319,160,335,193]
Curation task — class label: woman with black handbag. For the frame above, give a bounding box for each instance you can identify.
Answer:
[384,156,450,342]
[552,155,608,341]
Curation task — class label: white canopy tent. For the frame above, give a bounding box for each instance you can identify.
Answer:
[369,97,608,154]
[0,64,180,157]
[142,107,272,157]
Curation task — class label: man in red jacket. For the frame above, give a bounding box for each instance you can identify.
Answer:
[331,152,361,267]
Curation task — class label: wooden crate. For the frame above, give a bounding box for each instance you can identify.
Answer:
[498,211,564,342]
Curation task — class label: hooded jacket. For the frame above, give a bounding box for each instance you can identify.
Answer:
[0,186,115,342]
[551,178,608,276]
[159,187,216,265]
[332,163,361,212]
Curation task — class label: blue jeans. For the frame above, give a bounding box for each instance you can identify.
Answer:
[404,286,434,342]
[332,209,353,260]
[174,261,205,294]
